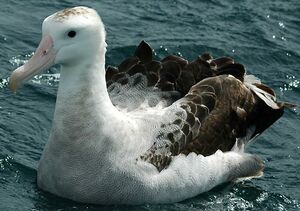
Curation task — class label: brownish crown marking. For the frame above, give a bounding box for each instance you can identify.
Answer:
[53,7,91,21]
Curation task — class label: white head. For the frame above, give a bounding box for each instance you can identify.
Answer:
[9,6,107,92]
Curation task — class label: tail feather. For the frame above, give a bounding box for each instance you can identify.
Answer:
[244,74,297,109]
[278,101,298,108]
[246,83,280,109]
[243,75,286,138]
[244,74,261,85]
[244,74,279,109]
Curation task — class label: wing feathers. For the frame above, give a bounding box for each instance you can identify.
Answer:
[106,41,290,171]
[134,40,153,63]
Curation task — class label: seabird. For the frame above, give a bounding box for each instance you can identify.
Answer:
[9,6,292,204]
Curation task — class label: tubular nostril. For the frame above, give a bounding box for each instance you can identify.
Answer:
[42,49,48,56]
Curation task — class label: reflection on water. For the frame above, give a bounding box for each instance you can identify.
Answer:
[280,74,299,92]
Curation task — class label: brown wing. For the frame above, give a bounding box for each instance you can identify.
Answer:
[106,41,246,108]
[107,41,288,171]
[139,74,287,171]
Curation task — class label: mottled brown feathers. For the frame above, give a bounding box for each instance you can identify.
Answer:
[106,41,286,171]
[106,40,246,95]
[53,7,92,21]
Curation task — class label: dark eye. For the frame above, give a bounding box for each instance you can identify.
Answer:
[67,30,76,38]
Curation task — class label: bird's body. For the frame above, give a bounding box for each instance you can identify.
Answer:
[9,6,291,204]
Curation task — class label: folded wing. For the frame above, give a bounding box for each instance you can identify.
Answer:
[106,41,290,171]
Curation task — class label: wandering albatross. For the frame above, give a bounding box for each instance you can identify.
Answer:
[9,6,293,205]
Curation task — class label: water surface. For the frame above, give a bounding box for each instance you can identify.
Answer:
[0,0,299,210]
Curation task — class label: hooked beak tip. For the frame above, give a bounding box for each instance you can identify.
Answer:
[8,72,19,93]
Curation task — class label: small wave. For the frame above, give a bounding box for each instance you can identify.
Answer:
[0,78,8,89]
[0,154,13,171]
[32,73,60,87]
[280,74,299,92]
[9,52,34,67]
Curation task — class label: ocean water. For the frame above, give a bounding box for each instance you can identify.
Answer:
[0,0,299,210]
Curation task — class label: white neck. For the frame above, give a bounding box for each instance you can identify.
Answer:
[57,46,110,105]
[51,46,121,146]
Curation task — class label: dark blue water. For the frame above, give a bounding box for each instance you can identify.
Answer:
[0,0,299,210]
